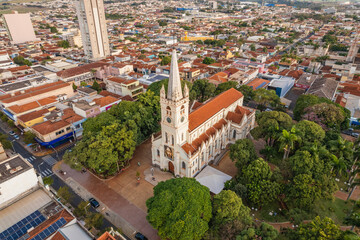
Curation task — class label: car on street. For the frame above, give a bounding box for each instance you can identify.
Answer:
[89,197,100,208]
[135,232,148,240]
[13,135,20,140]
[9,131,15,136]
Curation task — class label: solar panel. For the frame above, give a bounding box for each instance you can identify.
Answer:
[32,217,67,240]
[0,211,47,240]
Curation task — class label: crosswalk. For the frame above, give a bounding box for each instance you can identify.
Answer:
[26,156,36,163]
[43,155,57,166]
[40,168,53,177]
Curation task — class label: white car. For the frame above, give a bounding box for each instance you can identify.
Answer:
[13,135,20,140]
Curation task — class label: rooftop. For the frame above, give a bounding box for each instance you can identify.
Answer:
[0,155,31,184]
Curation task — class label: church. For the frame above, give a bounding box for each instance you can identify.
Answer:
[151,50,256,178]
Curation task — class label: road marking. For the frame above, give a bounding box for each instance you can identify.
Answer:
[41,171,47,177]
[45,169,52,175]
[43,156,57,166]
[26,158,32,163]
[30,156,36,161]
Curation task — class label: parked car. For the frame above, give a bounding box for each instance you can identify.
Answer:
[13,135,19,140]
[135,232,148,240]
[89,198,100,208]
[351,132,359,138]
[9,131,15,136]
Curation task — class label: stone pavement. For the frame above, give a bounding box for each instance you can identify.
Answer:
[211,151,237,177]
[55,140,160,240]
[144,167,173,186]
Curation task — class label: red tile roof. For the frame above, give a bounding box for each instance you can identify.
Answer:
[188,88,243,131]
[8,96,57,114]
[56,62,109,79]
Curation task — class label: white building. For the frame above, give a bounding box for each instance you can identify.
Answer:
[0,154,38,209]
[75,0,110,60]
[151,50,256,177]
[2,12,39,45]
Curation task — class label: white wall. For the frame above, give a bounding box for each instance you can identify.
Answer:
[0,169,38,208]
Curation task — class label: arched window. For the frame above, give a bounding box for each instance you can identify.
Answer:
[157,149,160,157]
[166,106,171,116]
[182,162,186,169]
[215,140,218,149]
[171,135,174,145]
[201,152,204,162]
[165,132,168,143]
[181,133,184,141]
[233,130,236,139]
[181,105,185,115]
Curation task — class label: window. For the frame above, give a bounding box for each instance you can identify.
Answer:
[66,127,71,131]
[181,105,185,115]
[201,152,204,162]
[56,129,64,136]
[233,130,236,139]
[215,140,217,149]
[166,106,171,116]
[165,132,168,143]
[181,133,184,141]
[171,135,174,145]
[157,149,160,157]
[182,162,186,169]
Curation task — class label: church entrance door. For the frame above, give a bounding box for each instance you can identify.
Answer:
[168,161,174,174]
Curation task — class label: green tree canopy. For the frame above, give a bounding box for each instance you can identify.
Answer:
[147,79,192,97]
[295,120,325,144]
[230,139,257,172]
[146,178,212,240]
[215,81,238,95]
[91,80,102,93]
[294,216,342,240]
[203,57,216,65]
[212,190,252,229]
[286,174,319,209]
[190,79,216,102]
[237,85,255,103]
[160,56,171,65]
[253,88,281,110]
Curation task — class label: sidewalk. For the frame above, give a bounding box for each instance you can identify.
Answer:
[55,163,160,240]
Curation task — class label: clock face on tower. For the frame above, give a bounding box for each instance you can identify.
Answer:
[167,117,172,123]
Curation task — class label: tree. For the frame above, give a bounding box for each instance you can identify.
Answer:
[13,56,32,66]
[0,133,12,149]
[212,190,252,229]
[286,174,319,209]
[64,122,136,177]
[85,213,103,229]
[215,81,238,95]
[43,176,54,186]
[237,85,254,103]
[241,158,281,206]
[303,103,345,130]
[295,120,325,144]
[50,26,58,33]
[278,127,301,159]
[73,201,89,217]
[230,139,257,172]
[294,216,342,240]
[57,40,70,48]
[328,136,354,170]
[72,83,77,91]
[23,131,36,144]
[57,186,72,203]
[91,80,102,93]
[146,178,212,240]
[289,150,314,176]
[250,44,256,51]
[253,88,281,110]
[202,57,216,65]
[160,56,171,66]
[251,111,293,147]
[237,222,279,240]
[190,79,216,102]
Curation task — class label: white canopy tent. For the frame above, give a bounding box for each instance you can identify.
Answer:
[195,166,232,194]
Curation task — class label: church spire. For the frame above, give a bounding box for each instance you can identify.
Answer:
[167,49,183,101]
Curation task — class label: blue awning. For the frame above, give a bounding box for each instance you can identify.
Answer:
[35,131,75,147]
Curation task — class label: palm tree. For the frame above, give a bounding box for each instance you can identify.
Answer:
[329,154,347,177]
[278,127,301,159]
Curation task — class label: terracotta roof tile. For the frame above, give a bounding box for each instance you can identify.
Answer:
[8,96,57,114]
[97,232,116,240]
[94,96,119,107]
[188,88,243,131]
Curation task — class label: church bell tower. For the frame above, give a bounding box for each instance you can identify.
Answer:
[159,50,189,174]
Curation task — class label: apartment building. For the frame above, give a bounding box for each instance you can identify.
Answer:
[105,76,144,99]
[75,0,110,60]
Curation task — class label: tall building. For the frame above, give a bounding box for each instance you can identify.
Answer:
[75,0,110,60]
[2,11,39,45]
[151,50,256,177]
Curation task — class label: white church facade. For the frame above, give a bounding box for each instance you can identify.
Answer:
[151,50,256,178]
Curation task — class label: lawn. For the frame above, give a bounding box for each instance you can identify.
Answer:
[253,198,354,226]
